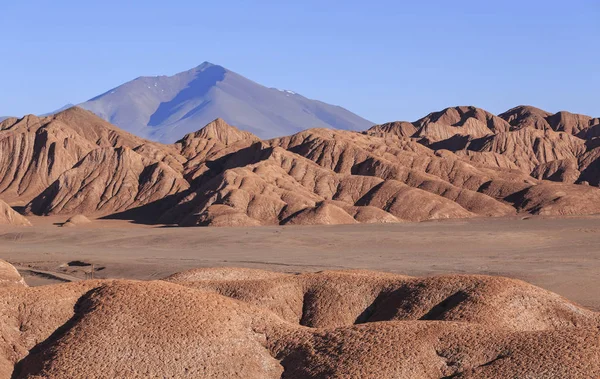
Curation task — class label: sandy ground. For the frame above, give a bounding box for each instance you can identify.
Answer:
[0,215,599,311]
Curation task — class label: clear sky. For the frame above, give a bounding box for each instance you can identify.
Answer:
[2,0,599,123]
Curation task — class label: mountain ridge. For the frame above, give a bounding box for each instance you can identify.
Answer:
[78,62,374,143]
[2,104,600,227]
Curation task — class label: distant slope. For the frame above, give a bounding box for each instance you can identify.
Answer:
[79,62,373,143]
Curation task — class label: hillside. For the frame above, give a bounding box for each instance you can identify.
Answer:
[1,105,600,226]
[79,62,374,142]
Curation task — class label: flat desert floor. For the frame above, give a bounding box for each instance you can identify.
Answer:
[1,215,599,311]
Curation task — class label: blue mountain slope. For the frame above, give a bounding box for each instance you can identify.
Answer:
[79,62,373,143]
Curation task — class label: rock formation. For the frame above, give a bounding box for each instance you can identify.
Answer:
[0,263,598,378]
[0,259,26,287]
[26,147,189,217]
[61,214,92,227]
[0,105,599,226]
[500,105,600,135]
[0,200,30,226]
[0,107,185,205]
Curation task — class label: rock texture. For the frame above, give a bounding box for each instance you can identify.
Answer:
[1,105,600,225]
[500,105,600,135]
[0,260,26,287]
[0,107,185,205]
[0,263,598,378]
[0,200,30,226]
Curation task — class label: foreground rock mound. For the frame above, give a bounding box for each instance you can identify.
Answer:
[0,260,26,287]
[0,200,30,226]
[167,268,600,331]
[11,281,286,379]
[1,265,598,378]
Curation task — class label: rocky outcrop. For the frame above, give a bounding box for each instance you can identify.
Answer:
[500,105,600,135]
[0,260,26,287]
[531,159,580,183]
[26,147,189,216]
[61,214,92,227]
[2,105,600,226]
[469,127,586,172]
[179,117,260,147]
[413,106,511,143]
[168,268,600,331]
[507,183,600,216]
[271,128,518,217]
[163,145,474,226]
[499,105,553,131]
[0,200,30,226]
[365,121,417,138]
[0,108,185,204]
[2,268,597,378]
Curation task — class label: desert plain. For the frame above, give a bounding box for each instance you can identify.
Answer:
[2,214,599,311]
[2,215,600,378]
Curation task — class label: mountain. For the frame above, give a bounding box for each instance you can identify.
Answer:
[0,107,186,208]
[78,62,374,143]
[3,104,600,225]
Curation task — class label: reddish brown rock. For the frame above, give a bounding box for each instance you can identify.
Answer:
[0,266,598,378]
[0,200,30,226]
[2,105,600,226]
[26,147,189,216]
[0,259,26,287]
[0,108,184,205]
[365,121,417,138]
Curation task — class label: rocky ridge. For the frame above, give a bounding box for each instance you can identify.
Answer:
[1,105,599,226]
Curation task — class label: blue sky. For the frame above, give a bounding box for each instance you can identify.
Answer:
[1,0,599,122]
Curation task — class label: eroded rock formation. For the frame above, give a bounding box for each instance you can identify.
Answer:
[0,105,598,225]
[0,263,598,378]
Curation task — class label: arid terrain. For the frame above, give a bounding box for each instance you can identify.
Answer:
[2,105,600,377]
[1,214,599,312]
[2,105,600,228]
[1,251,600,378]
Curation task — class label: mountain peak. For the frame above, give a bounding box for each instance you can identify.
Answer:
[189,118,259,145]
[194,61,224,72]
[78,63,374,142]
